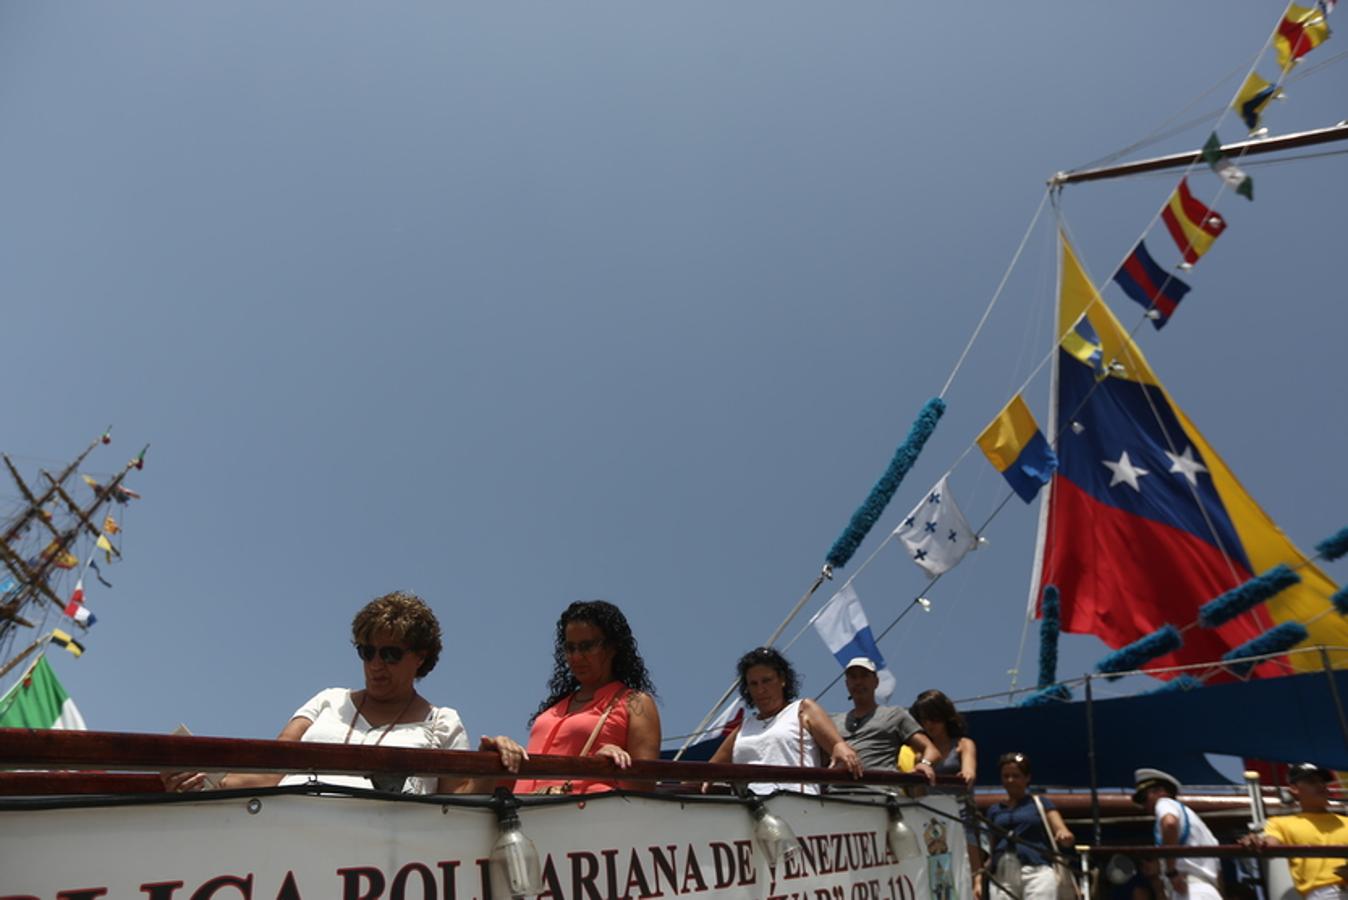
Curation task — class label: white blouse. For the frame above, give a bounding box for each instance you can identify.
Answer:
[733,699,821,795]
[277,687,468,794]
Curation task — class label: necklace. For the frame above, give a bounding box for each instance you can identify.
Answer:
[344,691,417,747]
[845,710,874,732]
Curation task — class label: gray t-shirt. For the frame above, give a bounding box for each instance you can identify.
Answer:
[831,705,923,770]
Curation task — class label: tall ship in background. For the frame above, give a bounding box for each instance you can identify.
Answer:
[0,431,147,728]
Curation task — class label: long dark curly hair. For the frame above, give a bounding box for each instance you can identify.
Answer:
[531,600,657,724]
[735,646,800,708]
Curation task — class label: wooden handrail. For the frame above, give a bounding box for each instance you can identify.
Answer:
[1081,844,1348,860]
[0,728,944,791]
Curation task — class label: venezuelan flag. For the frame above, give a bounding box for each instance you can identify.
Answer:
[978,395,1057,503]
[1034,235,1346,678]
[1160,178,1226,266]
[1275,3,1330,71]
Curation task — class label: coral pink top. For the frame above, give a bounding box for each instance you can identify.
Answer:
[515,680,630,795]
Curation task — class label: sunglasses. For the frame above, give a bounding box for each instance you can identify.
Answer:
[356,643,407,664]
[563,639,606,656]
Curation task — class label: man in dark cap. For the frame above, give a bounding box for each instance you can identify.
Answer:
[1243,763,1347,899]
[1133,767,1221,900]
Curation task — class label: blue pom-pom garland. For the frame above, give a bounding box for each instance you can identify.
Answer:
[1148,675,1204,694]
[1316,526,1348,562]
[1095,625,1182,677]
[1222,622,1309,676]
[1017,683,1071,707]
[1333,586,1348,617]
[1198,565,1301,629]
[1038,585,1061,688]
[824,397,946,570]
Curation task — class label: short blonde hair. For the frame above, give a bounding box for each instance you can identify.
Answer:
[351,592,442,678]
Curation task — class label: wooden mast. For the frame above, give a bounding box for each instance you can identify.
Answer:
[0,435,145,650]
[1049,121,1348,186]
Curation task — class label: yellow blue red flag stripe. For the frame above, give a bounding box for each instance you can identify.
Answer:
[1037,234,1346,678]
[977,395,1057,503]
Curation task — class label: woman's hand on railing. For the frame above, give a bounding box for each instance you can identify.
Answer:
[477,735,528,774]
[594,744,633,769]
[161,771,208,792]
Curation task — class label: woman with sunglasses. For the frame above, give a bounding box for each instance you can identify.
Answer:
[985,751,1074,900]
[164,591,525,794]
[704,647,862,795]
[504,600,660,795]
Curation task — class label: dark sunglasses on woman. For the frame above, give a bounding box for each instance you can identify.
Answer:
[355,643,406,664]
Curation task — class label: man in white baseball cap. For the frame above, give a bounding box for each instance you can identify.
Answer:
[832,657,938,783]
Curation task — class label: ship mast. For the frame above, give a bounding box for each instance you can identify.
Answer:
[1049,121,1348,186]
[0,433,146,657]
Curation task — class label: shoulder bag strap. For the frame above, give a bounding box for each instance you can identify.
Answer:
[798,701,807,793]
[578,688,624,757]
[1032,794,1062,863]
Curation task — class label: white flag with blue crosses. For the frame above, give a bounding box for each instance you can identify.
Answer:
[893,474,978,576]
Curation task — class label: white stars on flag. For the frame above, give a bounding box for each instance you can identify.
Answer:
[1102,451,1149,492]
[1165,445,1208,488]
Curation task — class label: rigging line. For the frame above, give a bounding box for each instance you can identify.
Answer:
[955,644,1348,706]
[1073,58,1255,172]
[780,525,907,655]
[1066,45,1347,176]
[1119,144,1348,180]
[1008,590,1035,695]
[1241,146,1348,166]
[813,492,1016,703]
[938,188,1052,400]
[1057,212,1248,587]
[1058,210,1250,589]
[1107,368,1245,588]
[778,530,904,657]
[673,567,831,757]
[962,203,1245,595]
[1067,6,1291,311]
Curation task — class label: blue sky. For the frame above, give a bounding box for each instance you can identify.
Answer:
[1,3,1344,758]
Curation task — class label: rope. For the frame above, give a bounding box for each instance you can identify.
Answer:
[939,190,1052,399]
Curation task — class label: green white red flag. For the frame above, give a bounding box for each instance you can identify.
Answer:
[0,655,86,729]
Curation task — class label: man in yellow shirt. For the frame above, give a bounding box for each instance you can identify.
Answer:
[1245,763,1348,900]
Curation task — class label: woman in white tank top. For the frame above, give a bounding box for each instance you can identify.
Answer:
[706,647,862,794]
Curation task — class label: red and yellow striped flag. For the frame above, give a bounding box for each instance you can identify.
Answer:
[1160,178,1226,267]
[1275,3,1331,71]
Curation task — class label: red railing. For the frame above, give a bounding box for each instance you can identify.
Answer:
[0,728,943,795]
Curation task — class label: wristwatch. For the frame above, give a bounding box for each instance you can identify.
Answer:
[915,758,935,768]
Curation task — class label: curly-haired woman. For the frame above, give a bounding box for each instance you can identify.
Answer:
[705,647,861,795]
[164,591,522,795]
[504,600,661,795]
